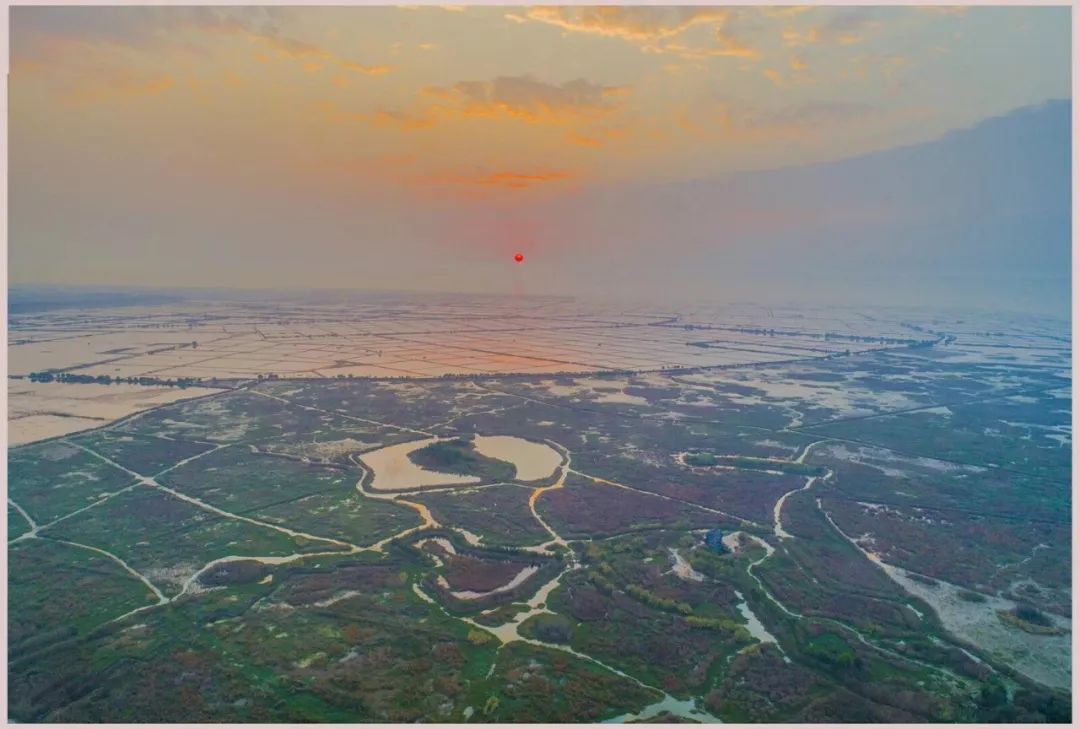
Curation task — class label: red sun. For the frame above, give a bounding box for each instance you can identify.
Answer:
[514,252,524,263]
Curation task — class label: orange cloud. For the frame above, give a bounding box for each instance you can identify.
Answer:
[68,73,175,105]
[508,6,726,43]
[339,60,393,75]
[311,153,577,200]
[661,40,758,61]
[252,33,331,60]
[506,6,759,60]
[764,68,786,87]
[566,127,630,148]
[425,75,628,125]
[320,75,627,134]
[226,29,394,77]
[784,8,882,48]
[759,6,816,19]
[371,109,438,130]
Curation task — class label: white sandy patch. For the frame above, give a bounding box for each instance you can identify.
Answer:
[454,528,484,546]
[821,443,986,477]
[921,406,953,417]
[667,548,704,582]
[877,563,1070,691]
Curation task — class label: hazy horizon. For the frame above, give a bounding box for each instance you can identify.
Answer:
[6,8,1074,721]
[9,6,1072,316]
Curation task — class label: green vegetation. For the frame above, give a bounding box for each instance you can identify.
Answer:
[10,539,158,659]
[9,441,136,523]
[43,486,323,597]
[412,484,549,548]
[161,448,420,544]
[804,632,857,668]
[717,456,826,476]
[71,430,214,476]
[519,613,574,644]
[625,583,694,616]
[8,356,1073,722]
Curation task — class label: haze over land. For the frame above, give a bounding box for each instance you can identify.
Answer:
[5,6,1074,724]
[9,5,1071,313]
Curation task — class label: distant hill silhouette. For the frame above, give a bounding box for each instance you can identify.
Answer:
[550,100,1071,315]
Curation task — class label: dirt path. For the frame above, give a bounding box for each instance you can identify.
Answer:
[153,481,358,550]
[40,535,167,605]
[8,498,39,541]
[524,440,572,553]
[771,440,831,539]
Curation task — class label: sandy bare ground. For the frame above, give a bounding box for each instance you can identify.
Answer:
[471,435,561,481]
[358,438,482,492]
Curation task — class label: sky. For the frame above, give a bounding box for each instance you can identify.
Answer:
[8,5,1073,314]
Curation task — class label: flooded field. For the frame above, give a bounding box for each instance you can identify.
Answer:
[8,298,928,382]
[8,380,222,445]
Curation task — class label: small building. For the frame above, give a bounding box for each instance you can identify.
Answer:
[704,529,727,554]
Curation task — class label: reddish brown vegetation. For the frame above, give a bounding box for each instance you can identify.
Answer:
[538,474,727,537]
[442,553,534,593]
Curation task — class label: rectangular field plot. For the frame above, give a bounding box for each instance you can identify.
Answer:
[69,431,216,476]
[254,489,420,546]
[42,486,321,596]
[9,441,137,524]
[159,447,360,512]
[9,296,974,382]
[254,378,522,434]
[9,538,160,657]
[8,380,223,446]
[117,390,384,444]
